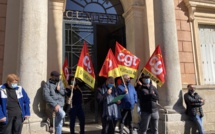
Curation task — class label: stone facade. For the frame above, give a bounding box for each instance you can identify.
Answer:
[0,0,6,83]
[0,0,215,133]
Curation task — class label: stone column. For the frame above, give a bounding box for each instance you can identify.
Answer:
[19,0,48,132]
[123,6,146,71]
[154,0,184,133]
[48,0,66,76]
[3,0,20,81]
[154,0,182,111]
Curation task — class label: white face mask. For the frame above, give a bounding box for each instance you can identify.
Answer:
[11,83,18,88]
[144,79,150,84]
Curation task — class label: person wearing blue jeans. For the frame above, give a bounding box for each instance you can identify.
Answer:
[43,71,67,134]
[184,84,205,134]
[55,107,66,133]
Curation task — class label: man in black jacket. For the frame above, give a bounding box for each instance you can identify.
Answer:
[184,84,205,134]
[136,74,159,134]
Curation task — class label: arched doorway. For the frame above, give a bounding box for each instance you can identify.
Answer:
[63,0,126,122]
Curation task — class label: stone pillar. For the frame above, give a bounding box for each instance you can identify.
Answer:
[123,6,146,71]
[154,0,182,111]
[123,5,145,125]
[19,0,48,133]
[48,0,66,76]
[3,0,20,81]
[154,0,184,133]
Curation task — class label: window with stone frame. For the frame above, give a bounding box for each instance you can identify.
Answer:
[198,25,215,84]
[184,0,215,85]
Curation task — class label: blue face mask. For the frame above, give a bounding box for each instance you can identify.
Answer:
[126,80,130,83]
[107,84,114,88]
[144,79,150,84]
[11,83,18,88]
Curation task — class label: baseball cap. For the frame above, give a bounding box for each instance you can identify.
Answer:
[50,71,61,77]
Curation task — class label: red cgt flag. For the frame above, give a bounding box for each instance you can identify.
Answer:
[142,45,166,87]
[62,57,69,87]
[115,42,140,78]
[74,42,95,89]
[99,49,121,78]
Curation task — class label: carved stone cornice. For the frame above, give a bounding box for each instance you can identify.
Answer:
[183,0,215,21]
[49,0,66,11]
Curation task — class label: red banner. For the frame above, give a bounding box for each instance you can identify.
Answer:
[62,58,69,87]
[115,42,140,78]
[142,45,166,87]
[99,49,121,78]
[74,42,95,88]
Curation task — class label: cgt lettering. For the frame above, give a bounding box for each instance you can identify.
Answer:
[117,53,139,67]
[83,56,92,74]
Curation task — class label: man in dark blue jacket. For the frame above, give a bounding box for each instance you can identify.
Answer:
[118,74,137,134]
[0,74,30,134]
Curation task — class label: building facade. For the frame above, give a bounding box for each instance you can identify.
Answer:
[0,0,215,133]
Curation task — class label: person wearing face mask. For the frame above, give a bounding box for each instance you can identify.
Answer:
[97,77,121,134]
[43,71,66,134]
[136,74,159,134]
[117,74,137,134]
[184,84,205,134]
[0,74,30,134]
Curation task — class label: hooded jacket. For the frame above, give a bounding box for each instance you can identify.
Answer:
[43,79,65,110]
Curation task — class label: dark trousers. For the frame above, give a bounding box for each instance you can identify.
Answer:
[0,116,23,134]
[120,109,133,134]
[69,106,85,134]
[101,116,117,134]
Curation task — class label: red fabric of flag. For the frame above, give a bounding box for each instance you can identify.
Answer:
[99,49,121,78]
[142,45,166,87]
[115,42,140,78]
[62,57,69,87]
[74,42,95,89]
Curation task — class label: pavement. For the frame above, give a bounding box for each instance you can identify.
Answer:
[62,123,139,134]
[62,123,215,134]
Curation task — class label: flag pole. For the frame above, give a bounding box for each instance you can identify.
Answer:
[134,70,144,86]
[67,77,76,107]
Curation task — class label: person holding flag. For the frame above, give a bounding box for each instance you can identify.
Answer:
[66,76,85,134]
[136,74,159,134]
[97,49,122,134]
[117,74,138,134]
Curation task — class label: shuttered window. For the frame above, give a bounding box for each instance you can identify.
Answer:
[199,25,215,84]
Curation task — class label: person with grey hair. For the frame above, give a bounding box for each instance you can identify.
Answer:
[117,74,137,134]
